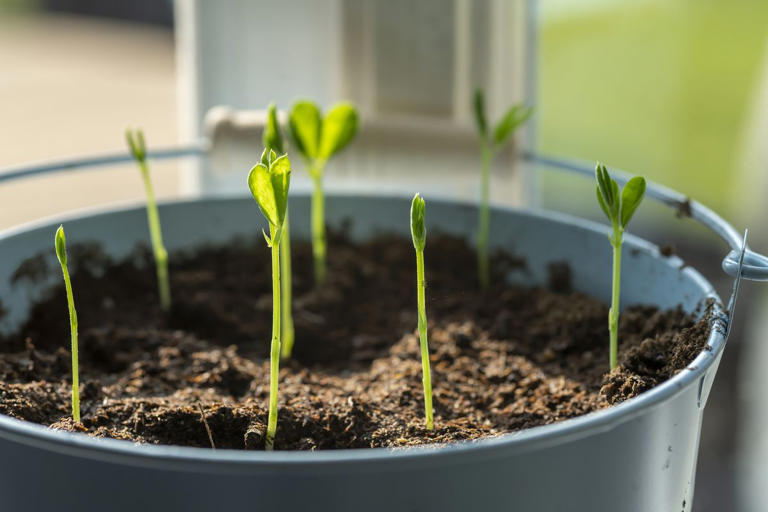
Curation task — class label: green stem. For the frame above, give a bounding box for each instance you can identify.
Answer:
[416,249,434,430]
[311,170,326,287]
[609,224,623,370]
[60,263,80,423]
[477,143,493,289]
[265,224,282,450]
[139,161,171,312]
[280,210,295,360]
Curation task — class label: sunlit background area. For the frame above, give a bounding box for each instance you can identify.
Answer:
[1,1,767,510]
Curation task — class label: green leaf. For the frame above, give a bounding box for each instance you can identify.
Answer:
[263,103,284,154]
[318,102,358,160]
[55,225,67,266]
[247,153,292,231]
[620,176,646,228]
[596,186,611,221]
[269,154,291,228]
[493,105,532,147]
[288,101,321,161]
[260,148,277,166]
[125,128,146,162]
[595,163,620,221]
[473,89,487,139]
[410,193,426,251]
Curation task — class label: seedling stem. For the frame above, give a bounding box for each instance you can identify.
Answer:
[126,129,171,312]
[55,226,80,423]
[411,194,434,430]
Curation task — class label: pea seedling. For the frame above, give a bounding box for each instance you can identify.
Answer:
[126,129,171,312]
[247,149,292,450]
[55,226,80,423]
[263,104,295,360]
[595,164,646,369]
[288,100,358,286]
[472,89,532,289]
[410,194,434,430]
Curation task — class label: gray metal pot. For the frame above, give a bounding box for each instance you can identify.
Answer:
[0,187,755,512]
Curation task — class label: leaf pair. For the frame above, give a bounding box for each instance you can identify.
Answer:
[595,163,646,231]
[248,151,292,242]
[288,101,358,175]
[410,193,427,252]
[125,128,147,162]
[473,89,533,148]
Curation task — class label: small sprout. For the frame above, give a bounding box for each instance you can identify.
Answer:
[289,100,358,286]
[126,128,171,312]
[248,150,292,450]
[264,104,295,361]
[410,193,433,430]
[54,226,80,423]
[473,88,532,289]
[595,163,646,370]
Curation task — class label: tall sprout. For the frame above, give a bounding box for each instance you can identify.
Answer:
[247,149,292,450]
[410,194,434,430]
[55,226,80,423]
[595,164,646,369]
[472,89,532,289]
[263,104,295,360]
[288,101,358,286]
[126,129,171,312]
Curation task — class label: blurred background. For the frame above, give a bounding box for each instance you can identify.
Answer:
[0,1,766,510]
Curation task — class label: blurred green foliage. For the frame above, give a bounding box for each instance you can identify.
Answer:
[540,0,768,219]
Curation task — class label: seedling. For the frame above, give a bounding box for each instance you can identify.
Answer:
[595,164,646,369]
[54,226,80,423]
[247,149,292,450]
[288,100,358,286]
[472,89,532,289]
[410,194,434,430]
[263,104,295,360]
[126,129,171,312]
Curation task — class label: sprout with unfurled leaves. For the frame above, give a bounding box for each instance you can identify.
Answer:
[472,89,532,290]
[126,128,171,312]
[55,225,80,423]
[595,163,646,370]
[410,193,433,430]
[288,100,358,287]
[263,104,295,361]
[247,149,292,450]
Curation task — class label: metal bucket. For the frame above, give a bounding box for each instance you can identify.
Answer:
[0,190,748,512]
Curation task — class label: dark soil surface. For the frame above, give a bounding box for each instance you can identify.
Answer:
[0,232,711,450]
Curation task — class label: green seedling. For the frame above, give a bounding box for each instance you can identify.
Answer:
[595,164,646,370]
[288,100,358,286]
[126,129,171,312]
[410,193,434,430]
[248,149,292,450]
[472,89,532,289]
[54,226,80,423]
[263,104,295,360]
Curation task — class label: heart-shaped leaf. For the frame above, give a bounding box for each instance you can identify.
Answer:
[247,154,292,231]
[55,225,67,266]
[493,105,532,147]
[620,176,646,228]
[473,89,487,139]
[263,103,284,154]
[318,102,358,160]
[410,193,426,251]
[289,101,321,161]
